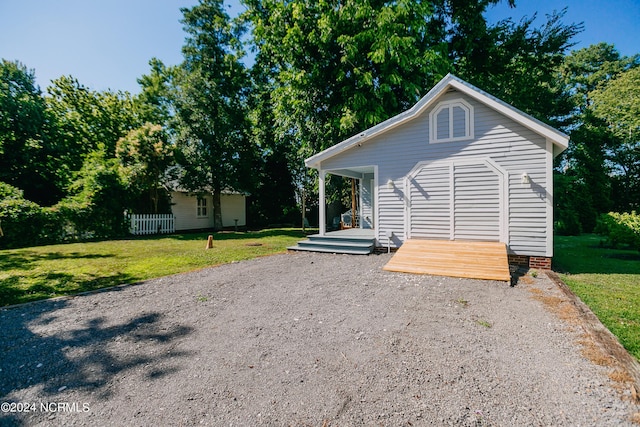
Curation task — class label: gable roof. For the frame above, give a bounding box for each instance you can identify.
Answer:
[305,74,569,169]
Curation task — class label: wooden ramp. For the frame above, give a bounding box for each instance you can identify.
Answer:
[383,239,511,282]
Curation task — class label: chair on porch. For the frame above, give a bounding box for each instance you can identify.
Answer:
[340,209,359,229]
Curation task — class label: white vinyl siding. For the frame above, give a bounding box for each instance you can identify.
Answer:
[453,163,500,241]
[360,175,375,229]
[408,165,451,239]
[319,89,552,257]
[407,161,502,242]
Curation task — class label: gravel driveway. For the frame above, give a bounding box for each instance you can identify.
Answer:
[1,251,638,426]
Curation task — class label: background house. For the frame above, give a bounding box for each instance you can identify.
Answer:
[302,74,569,268]
[170,189,246,231]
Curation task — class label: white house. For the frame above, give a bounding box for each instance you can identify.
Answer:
[299,74,569,268]
[170,190,247,231]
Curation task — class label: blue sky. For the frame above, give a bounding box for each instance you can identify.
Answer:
[0,0,638,94]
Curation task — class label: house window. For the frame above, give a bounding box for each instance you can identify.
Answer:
[197,196,208,218]
[429,99,474,143]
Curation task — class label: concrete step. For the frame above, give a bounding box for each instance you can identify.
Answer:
[305,234,375,245]
[287,243,373,255]
[288,234,375,255]
[299,239,373,249]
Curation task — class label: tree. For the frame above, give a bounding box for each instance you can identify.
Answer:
[590,67,640,144]
[554,44,640,230]
[116,123,174,214]
[243,0,455,221]
[174,0,252,230]
[244,60,299,227]
[0,60,61,205]
[590,67,640,211]
[244,0,450,159]
[45,76,142,195]
[55,151,131,239]
[452,6,582,125]
[136,58,179,127]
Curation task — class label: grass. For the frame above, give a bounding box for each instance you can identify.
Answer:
[0,228,306,307]
[554,234,640,361]
[475,319,492,328]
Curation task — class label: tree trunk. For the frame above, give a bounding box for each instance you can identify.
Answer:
[151,188,159,214]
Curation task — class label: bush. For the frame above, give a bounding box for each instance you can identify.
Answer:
[0,152,132,248]
[0,182,47,248]
[57,153,131,239]
[595,211,640,250]
[555,210,582,236]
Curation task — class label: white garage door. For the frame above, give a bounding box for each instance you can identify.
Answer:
[408,161,503,241]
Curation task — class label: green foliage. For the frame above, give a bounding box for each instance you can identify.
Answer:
[454,7,581,124]
[591,68,640,211]
[55,151,130,240]
[558,43,638,113]
[591,67,640,142]
[555,45,640,231]
[46,76,141,160]
[0,60,63,205]
[243,0,453,216]
[0,181,24,200]
[595,212,640,250]
[554,210,582,237]
[136,58,178,126]
[116,123,174,213]
[0,182,45,248]
[244,0,449,159]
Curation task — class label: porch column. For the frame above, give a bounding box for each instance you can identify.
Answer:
[319,169,326,236]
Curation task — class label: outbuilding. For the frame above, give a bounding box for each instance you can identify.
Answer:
[170,189,247,232]
[299,74,569,270]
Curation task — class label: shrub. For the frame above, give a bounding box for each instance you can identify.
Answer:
[595,211,640,250]
[555,209,582,236]
[0,151,132,248]
[56,153,131,240]
[0,182,46,248]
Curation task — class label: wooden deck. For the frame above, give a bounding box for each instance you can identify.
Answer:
[383,239,511,282]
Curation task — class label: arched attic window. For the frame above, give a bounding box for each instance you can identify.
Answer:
[429,98,474,143]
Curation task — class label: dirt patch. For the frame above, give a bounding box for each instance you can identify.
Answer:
[1,252,639,426]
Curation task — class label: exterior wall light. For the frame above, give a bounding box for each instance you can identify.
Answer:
[521,172,530,185]
[387,179,394,189]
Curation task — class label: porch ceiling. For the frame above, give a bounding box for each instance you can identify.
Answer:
[324,166,375,178]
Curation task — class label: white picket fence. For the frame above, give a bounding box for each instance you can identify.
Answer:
[129,214,175,235]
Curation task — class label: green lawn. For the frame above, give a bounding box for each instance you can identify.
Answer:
[554,234,640,361]
[0,228,306,307]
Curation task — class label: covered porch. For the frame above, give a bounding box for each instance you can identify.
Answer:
[317,166,377,236]
[288,165,378,255]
